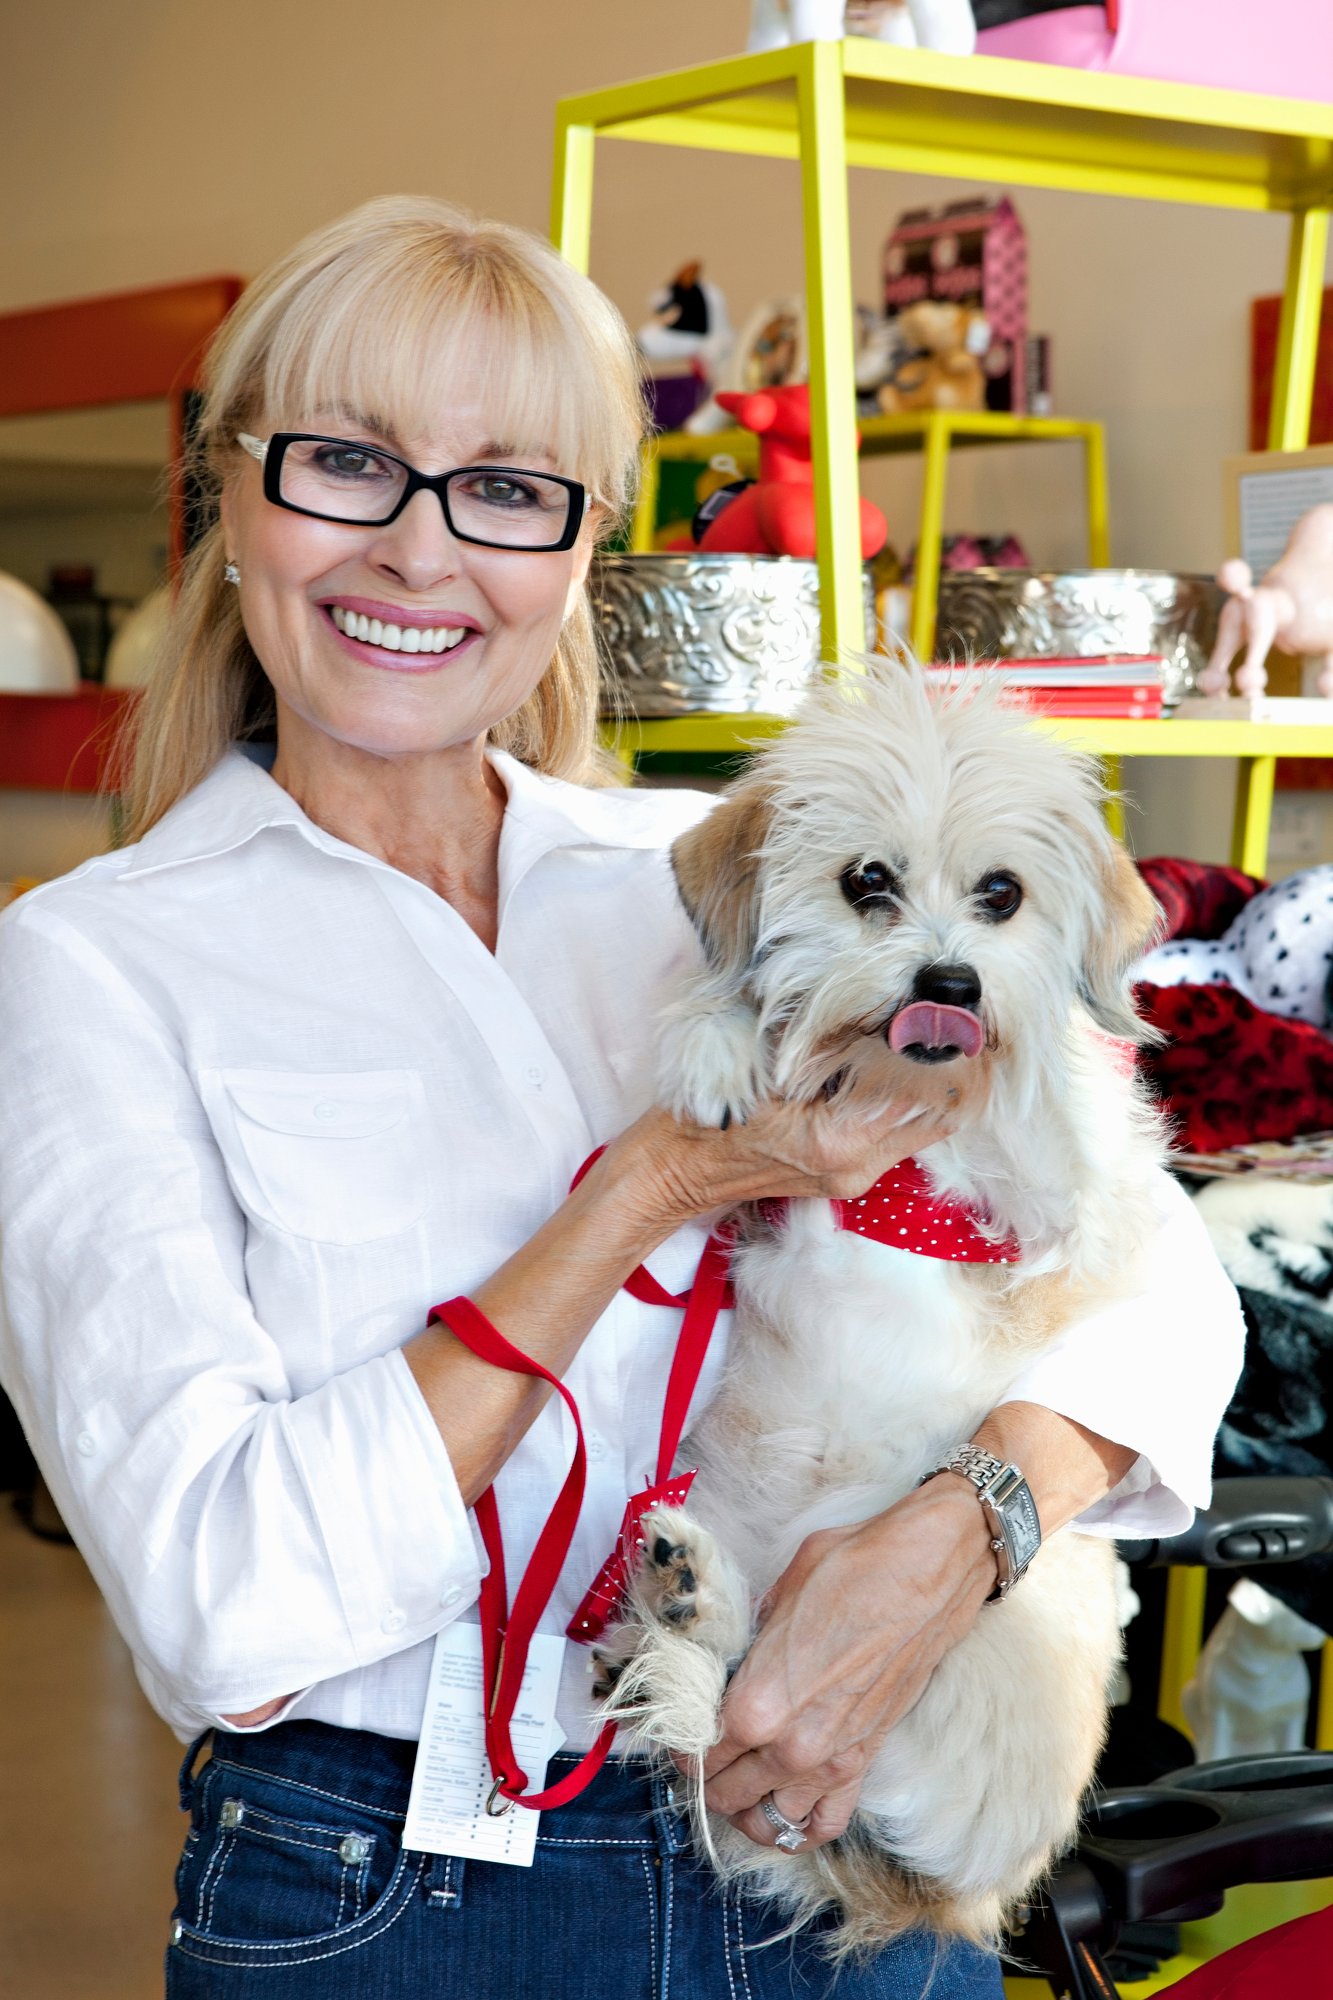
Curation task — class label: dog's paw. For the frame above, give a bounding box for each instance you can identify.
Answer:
[590,1644,633,1704]
[646,1531,703,1628]
[657,999,766,1130]
[631,1506,750,1658]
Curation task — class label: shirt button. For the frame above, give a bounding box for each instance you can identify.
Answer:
[440,1584,463,1608]
[381,1608,407,1634]
[587,1434,607,1462]
[76,1432,96,1457]
[524,1065,545,1089]
[313,1102,338,1121]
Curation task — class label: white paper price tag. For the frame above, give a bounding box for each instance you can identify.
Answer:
[404,1622,566,1867]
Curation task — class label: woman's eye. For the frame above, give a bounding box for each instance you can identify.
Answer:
[976,872,1023,920]
[839,859,900,910]
[314,446,388,481]
[469,475,539,510]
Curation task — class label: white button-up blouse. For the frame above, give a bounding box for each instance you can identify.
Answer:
[0,748,1244,1747]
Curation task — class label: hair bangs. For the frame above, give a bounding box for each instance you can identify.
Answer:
[255,226,642,512]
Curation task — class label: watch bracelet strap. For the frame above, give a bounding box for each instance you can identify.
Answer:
[919,1445,1040,1601]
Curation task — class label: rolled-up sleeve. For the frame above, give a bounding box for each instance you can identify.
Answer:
[0,903,481,1729]
[997,1168,1245,1538]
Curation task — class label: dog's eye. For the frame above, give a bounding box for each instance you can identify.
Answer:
[839,860,900,911]
[976,871,1023,921]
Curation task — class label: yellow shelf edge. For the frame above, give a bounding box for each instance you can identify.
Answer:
[610,713,1333,760]
[841,40,1333,140]
[646,412,1101,465]
[561,44,1333,143]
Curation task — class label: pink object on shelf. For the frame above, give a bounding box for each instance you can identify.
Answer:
[975,1,1333,105]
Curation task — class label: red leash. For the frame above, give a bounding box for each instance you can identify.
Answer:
[429,1216,734,1814]
[430,1145,1012,1816]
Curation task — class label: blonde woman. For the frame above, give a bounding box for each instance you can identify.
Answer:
[0,199,1240,1998]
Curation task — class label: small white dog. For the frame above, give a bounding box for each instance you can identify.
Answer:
[596,664,1164,1954]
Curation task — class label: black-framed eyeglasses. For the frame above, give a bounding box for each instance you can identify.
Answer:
[236,432,588,552]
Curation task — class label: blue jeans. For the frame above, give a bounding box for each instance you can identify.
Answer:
[167,1721,1003,1998]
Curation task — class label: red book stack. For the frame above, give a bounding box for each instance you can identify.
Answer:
[926,656,1168,720]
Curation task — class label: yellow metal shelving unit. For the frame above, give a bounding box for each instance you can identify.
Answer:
[635,409,1111,661]
[557,47,1333,1988]
[553,39,1333,873]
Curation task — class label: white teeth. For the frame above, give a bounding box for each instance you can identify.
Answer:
[331,607,470,653]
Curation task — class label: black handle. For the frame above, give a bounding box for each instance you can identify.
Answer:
[1118,1476,1333,1569]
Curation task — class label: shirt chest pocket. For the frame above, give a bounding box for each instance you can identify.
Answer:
[206,1068,430,1245]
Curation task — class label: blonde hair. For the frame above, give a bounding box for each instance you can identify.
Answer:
[121,196,646,839]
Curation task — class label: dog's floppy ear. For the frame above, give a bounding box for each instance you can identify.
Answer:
[1079,840,1162,1040]
[670,778,772,990]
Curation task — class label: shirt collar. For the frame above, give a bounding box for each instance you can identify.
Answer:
[119,745,696,882]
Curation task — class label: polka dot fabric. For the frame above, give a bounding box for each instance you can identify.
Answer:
[834,1156,1020,1264]
[1135,863,1333,1031]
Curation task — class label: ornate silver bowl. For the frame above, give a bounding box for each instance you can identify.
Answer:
[592,553,872,718]
[934,569,1227,706]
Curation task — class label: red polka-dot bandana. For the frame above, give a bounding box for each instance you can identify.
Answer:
[833,1156,1020,1263]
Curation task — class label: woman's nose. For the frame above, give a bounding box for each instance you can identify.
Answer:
[366,487,461,590]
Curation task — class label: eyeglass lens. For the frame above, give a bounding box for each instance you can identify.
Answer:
[277,439,575,548]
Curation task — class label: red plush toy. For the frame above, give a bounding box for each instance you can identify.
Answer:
[694,385,888,560]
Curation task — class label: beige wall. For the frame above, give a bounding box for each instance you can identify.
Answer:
[2,0,1330,876]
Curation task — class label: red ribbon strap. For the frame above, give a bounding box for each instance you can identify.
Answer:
[566,1224,735,1643]
[429,1296,617,1812]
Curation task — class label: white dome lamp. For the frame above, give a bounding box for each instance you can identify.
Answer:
[105,584,170,689]
[0,571,80,692]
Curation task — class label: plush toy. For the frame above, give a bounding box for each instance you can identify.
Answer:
[876,299,990,414]
[694,384,889,560]
[748,0,976,55]
[1133,861,1333,1030]
[1199,503,1333,699]
[636,262,733,433]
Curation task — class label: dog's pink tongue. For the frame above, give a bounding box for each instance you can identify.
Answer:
[889,1002,984,1059]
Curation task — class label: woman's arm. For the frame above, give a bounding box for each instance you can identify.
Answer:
[699,1403,1139,1850]
[700,1177,1244,1850]
[402,1093,961,1505]
[0,901,961,1731]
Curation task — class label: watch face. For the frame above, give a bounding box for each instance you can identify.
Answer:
[1001,1481,1042,1573]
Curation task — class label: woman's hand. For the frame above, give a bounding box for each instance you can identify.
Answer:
[695,1480,996,1850]
[605,1085,961,1249]
[698,1404,1139,1852]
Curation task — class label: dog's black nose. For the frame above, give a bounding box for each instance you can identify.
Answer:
[912,962,982,1010]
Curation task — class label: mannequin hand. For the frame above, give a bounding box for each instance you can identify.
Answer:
[695,1480,995,1851]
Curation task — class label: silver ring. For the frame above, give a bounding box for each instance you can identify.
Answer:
[759,1793,809,1852]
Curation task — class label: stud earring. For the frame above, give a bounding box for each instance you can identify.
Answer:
[223,561,241,585]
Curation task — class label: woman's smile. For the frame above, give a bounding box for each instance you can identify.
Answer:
[320,595,483,670]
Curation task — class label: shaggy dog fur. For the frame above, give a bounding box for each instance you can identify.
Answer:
[594,663,1165,1957]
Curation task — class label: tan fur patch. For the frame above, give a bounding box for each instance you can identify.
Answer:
[670,779,772,982]
[1082,839,1162,1039]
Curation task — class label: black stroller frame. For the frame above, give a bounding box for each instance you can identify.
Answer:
[1010,1477,1333,1999]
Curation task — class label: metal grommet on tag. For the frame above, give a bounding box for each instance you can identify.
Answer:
[485,1778,516,1818]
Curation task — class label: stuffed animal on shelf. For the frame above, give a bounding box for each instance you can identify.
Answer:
[693,384,889,560]
[636,262,733,435]
[748,0,976,55]
[1199,503,1333,699]
[1133,861,1333,1031]
[876,299,990,413]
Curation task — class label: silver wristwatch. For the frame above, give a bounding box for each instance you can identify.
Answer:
[920,1444,1042,1602]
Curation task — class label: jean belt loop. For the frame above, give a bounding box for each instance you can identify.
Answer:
[176,1728,215,1812]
